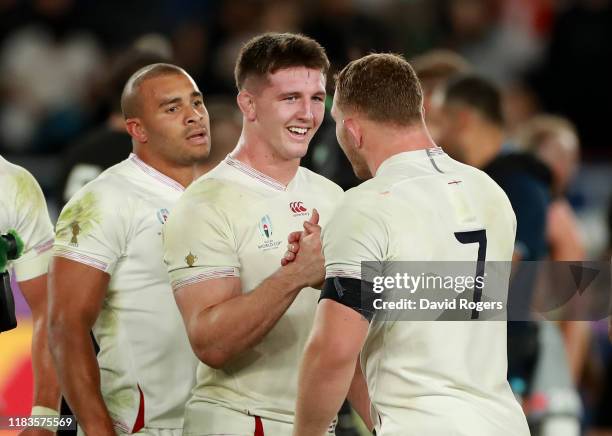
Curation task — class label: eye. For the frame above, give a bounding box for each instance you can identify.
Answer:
[193,100,203,107]
[312,96,325,102]
[284,95,298,102]
[166,106,178,113]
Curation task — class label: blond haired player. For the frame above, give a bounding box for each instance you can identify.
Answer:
[292,54,529,436]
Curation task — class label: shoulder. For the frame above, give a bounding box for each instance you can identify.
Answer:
[57,161,138,232]
[0,158,39,190]
[298,166,344,199]
[181,174,246,211]
[328,181,388,224]
[69,160,140,201]
[0,159,46,209]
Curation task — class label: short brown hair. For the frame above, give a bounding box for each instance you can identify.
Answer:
[234,33,330,90]
[335,53,423,126]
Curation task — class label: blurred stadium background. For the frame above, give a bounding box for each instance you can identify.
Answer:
[1,0,612,435]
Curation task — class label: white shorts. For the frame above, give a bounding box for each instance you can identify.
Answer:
[182,401,328,436]
[78,426,182,436]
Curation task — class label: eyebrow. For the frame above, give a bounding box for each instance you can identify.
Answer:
[159,91,203,108]
[278,91,326,98]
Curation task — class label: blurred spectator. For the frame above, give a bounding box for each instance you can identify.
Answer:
[439,0,545,85]
[434,74,581,435]
[412,49,471,142]
[515,114,589,387]
[59,42,172,204]
[502,82,541,138]
[0,0,102,153]
[515,115,584,259]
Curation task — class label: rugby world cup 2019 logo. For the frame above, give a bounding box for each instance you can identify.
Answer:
[259,215,272,239]
[157,208,170,224]
[257,214,282,251]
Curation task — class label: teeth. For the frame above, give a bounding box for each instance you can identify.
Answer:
[288,127,307,135]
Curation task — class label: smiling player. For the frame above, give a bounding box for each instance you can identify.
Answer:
[163,33,343,435]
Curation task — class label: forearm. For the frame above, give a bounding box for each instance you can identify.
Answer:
[294,343,356,436]
[194,266,304,366]
[48,322,115,435]
[347,359,373,431]
[29,315,60,410]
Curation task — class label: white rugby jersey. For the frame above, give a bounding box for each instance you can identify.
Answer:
[53,153,197,433]
[164,156,343,425]
[323,148,529,435]
[0,155,53,281]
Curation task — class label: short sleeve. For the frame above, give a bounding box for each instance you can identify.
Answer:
[163,195,240,291]
[53,183,129,274]
[322,191,388,281]
[6,168,54,281]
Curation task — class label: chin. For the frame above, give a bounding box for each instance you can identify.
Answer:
[281,142,309,160]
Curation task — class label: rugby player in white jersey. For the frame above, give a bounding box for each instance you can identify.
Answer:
[292,54,530,436]
[48,64,208,436]
[163,33,343,435]
[0,156,60,435]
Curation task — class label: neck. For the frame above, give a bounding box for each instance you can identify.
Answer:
[230,126,300,186]
[462,123,504,169]
[365,120,437,176]
[133,144,197,188]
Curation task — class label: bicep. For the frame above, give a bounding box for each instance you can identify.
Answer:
[309,299,369,361]
[48,257,110,329]
[173,276,242,337]
[18,274,48,317]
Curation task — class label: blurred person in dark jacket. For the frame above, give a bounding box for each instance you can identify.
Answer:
[434,74,582,435]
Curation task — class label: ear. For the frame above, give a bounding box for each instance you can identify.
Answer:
[125,118,147,143]
[343,118,363,149]
[237,91,256,122]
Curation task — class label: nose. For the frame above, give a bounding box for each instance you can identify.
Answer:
[185,105,205,125]
[296,99,314,122]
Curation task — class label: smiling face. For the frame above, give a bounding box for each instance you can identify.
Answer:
[130,72,211,166]
[248,66,326,161]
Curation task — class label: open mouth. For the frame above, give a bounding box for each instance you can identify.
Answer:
[287,126,309,137]
[187,131,208,144]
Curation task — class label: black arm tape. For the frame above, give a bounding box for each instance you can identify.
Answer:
[320,277,376,322]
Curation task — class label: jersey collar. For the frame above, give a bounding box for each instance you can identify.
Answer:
[223,156,290,192]
[128,153,185,192]
[375,146,445,176]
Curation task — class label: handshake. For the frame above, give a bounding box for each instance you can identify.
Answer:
[280,209,325,289]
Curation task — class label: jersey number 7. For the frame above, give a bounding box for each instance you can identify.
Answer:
[454,230,487,320]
